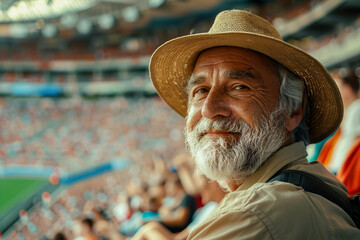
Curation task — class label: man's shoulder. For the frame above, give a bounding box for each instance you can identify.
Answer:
[188,182,318,239]
[218,181,309,217]
[188,181,359,239]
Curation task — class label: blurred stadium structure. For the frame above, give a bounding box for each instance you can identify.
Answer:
[0,0,359,239]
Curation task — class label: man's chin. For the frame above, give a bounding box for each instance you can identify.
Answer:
[195,158,247,190]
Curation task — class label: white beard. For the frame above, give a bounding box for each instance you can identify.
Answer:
[184,105,287,190]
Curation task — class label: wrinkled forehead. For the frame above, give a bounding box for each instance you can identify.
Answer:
[194,46,279,76]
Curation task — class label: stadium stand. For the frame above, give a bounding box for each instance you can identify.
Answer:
[0,0,359,239]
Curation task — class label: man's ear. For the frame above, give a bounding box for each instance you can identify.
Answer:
[285,100,306,132]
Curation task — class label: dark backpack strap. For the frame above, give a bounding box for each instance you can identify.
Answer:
[268,170,354,223]
[351,195,360,228]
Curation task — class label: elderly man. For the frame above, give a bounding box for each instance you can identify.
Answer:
[149,10,360,239]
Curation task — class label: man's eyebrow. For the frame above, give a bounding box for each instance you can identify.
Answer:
[224,70,254,79]
[187,75,205,88]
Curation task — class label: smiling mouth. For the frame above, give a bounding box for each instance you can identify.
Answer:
[201,130,240,138]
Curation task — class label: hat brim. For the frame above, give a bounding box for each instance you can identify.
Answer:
[149,32,343,143]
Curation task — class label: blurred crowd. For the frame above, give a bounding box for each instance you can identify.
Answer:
[1,96,189,239]
[0,97,185,173]
[5,151,226,240]
[0,40,157,62]
[288,16,360,53]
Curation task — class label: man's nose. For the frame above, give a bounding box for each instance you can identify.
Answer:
[201,89,231,120]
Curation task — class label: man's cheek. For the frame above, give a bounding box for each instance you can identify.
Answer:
[186,105,201,132]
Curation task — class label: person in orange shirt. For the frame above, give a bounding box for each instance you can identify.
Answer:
[317,69,360,196]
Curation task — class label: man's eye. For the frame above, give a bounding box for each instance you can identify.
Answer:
[235,85,249,90]
[194,88,209,95]
[199,88,209,93]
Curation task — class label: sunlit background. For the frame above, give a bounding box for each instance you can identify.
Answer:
[0,0,359,239]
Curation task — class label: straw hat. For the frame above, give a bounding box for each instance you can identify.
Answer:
[149,10,343,143]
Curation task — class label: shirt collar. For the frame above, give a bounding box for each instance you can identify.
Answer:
[237,141,308,191]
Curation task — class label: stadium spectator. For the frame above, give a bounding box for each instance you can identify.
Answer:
[171,154,198,194]
[53,232,67,240]
[118,173,197,236]
[156,173,196,233]
[93,171,198,240]
[149,10,360,239]
[317,69,360,196]
[132,173,226,240]
[112,193,132,224]
[170,154,203,209]
[80,218,99,240]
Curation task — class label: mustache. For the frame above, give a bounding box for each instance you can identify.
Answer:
[190,118,250,137]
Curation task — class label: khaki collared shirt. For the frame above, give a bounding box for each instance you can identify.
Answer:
[188,142,360,239]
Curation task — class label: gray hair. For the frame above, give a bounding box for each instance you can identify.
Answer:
[277,64,310,146]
